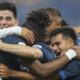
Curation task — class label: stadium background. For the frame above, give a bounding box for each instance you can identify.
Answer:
[0,0,80,26]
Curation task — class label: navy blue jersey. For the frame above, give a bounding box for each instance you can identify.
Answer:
[57,38,80,80]
[59,59,80,80]
[1,35,25,80]
[33,43,57,63]
[33,42,80,80]
[72,71,80,80]
[76,37,80,45]
[59,36,80,80]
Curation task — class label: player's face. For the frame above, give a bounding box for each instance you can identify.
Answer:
[0,10,19,28]
[50,34,71,55]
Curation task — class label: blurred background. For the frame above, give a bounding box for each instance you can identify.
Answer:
[0,0,80,26]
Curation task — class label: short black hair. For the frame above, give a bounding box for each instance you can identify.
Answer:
[22,9,51,42]
[50,27,77,44]
[44,7,62,23]
[45,7,61,17]
[45,8,69,26]
[0,2,17,18]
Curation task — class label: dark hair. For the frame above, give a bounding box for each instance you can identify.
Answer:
[45,8,69,26]
[50,27,77,44]
[0,2,17,18]
[44,8,62,23]
[45,7,61,17]
[61,19,69,26]
[22,9,51,42]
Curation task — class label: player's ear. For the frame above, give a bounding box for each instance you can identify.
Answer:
[15,19,20,26]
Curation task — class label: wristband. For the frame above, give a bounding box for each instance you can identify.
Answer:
[65,49,77,60]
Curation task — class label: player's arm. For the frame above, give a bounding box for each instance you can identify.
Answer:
[0,26,21,38]
[0,64,39,80]
[0,26,34,44]
[0,41,42,59]
[28,51,76,77]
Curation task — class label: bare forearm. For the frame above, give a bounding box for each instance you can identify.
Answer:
[30,54,69,77]
[10,70,39,80]
[0,42,42,59]
[42,55,69,76]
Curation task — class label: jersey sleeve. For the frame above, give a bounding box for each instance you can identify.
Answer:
[0,26,21,38]
[33,43,56,63]
[59,59,80,80]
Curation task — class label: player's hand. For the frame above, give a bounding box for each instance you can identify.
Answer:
[21,27,34,45]
[0,64,11,78]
